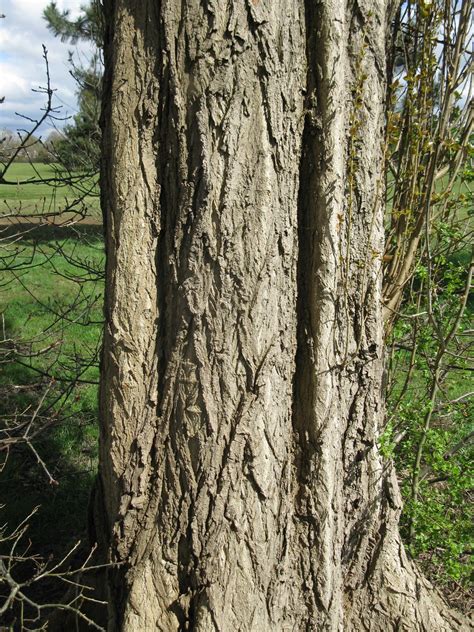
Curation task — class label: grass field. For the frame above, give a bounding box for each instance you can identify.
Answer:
[0,165,102,564]
[0,162,101,219]
[0,227,104,554]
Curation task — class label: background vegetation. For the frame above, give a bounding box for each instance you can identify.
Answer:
[382,0,473,608]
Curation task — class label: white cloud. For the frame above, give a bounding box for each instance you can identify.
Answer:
[0,64,29,98]
[0,0,96,134]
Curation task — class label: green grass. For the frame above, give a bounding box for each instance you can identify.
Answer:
[1,231,103,380]
[0,164,102,566]
[0,162,101,219]
[0,228,104,555]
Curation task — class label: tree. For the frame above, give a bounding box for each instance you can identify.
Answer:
[93,1,468,629]
[51,68,101,171]
[44,1,103,46]
[43,2,103,172]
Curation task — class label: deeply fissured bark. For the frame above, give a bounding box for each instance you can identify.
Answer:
[96,1,467,630]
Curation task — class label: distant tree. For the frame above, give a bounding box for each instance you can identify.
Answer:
[0,130,51,163]
[53,63,101,171]
[43,2,103,172]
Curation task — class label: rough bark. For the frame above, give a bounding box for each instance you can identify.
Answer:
[96,1,468,630]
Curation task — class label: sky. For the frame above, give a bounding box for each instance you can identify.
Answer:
[0,0,94,136]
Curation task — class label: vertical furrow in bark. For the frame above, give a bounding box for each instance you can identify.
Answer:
[295,0,353,626]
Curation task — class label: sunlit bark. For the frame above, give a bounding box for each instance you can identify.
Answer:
[95,1,466,630]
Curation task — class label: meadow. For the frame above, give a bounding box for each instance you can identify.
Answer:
[0,162,101,220]
[0,165,104,559]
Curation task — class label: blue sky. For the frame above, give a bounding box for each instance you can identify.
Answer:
[0,0,94,136]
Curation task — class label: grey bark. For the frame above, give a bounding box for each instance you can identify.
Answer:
[96,0,468,630]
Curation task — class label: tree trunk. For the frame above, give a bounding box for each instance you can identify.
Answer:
[96,0,467,630]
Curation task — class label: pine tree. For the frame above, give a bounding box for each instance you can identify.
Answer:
[43,2,103,172]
